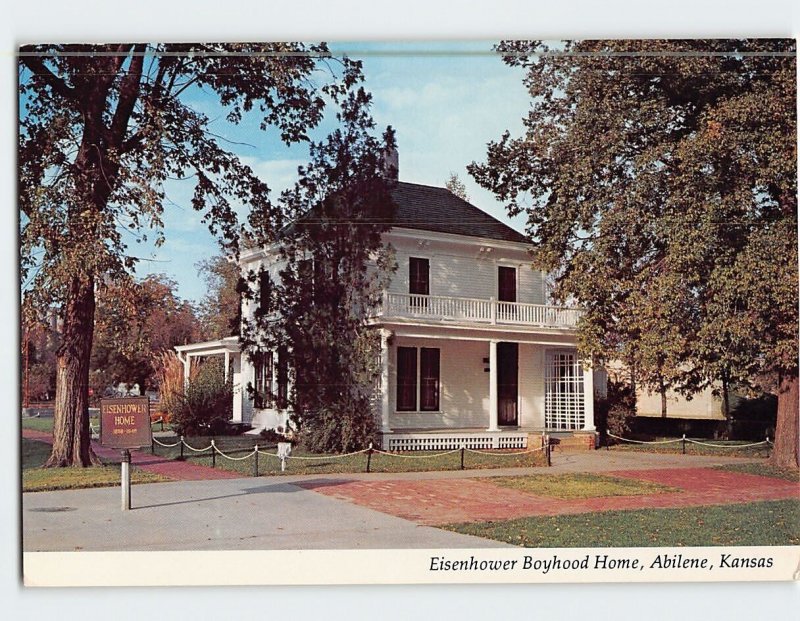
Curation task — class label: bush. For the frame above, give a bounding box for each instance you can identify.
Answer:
[167,358,233,436]
[596,380,635,442]
[298,403,378,454]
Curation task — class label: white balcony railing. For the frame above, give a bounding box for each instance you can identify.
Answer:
[380,292,581,328]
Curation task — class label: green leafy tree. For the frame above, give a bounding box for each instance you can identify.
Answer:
[196,254,241,340]
[19,43,362,466]
[90,274,200,398]
[445,172,470,202]
[470,39,797,467]
[241,90,397,453]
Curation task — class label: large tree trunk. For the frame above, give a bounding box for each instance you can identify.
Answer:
[769,372,799,469]
[45,274,99,467]
[659,376,668,418]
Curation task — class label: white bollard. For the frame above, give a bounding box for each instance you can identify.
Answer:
[121,449,131,511]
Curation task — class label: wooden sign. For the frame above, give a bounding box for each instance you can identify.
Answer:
[100,397,152,449]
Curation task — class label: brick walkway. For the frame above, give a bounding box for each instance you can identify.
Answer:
[22,429,240,481]
[296,468,800,525]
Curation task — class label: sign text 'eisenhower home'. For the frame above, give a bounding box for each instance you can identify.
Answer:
[100,397,152,449]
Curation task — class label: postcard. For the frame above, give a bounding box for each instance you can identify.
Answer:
[18,38,798,592]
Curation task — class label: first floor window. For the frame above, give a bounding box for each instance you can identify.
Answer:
[254,352,274,409]
[396,346,441,412]
[420,348,440,411]
[276,346,289,409]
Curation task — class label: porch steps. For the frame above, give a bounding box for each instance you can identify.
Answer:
[548,432,597,451]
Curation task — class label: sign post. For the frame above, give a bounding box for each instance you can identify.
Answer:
[99,397,152,511]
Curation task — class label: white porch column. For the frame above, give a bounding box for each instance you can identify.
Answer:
[380,329,392,434]
[231,353,243,423]
[582,360,596,431]
[223,351,230,381]
[182,353,191,388]
[487,339,499,431]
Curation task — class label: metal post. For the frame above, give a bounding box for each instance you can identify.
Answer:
[151,436,155,455]
[366,443,373,473]
[682,434,686,455]
[121,449,131,511]
[546,435,551,467]
[211,439,216,467]
[179,436,184,461]
[460,446,465,470]
[254,445,259,477]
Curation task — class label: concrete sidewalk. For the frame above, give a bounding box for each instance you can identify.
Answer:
[22,476,510,551]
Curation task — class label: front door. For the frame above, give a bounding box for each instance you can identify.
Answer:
[497,342,518,426]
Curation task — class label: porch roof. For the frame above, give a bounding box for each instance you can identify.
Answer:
[174,336,240,357]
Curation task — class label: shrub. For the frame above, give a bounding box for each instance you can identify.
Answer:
[166,358,233,436]
[298,403,378,454]
[596,379,635,442]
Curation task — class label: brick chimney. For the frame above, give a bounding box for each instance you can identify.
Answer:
[382,145,398,181]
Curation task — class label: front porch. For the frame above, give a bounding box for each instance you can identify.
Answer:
[376,324,596,450]
[382,428,598,451]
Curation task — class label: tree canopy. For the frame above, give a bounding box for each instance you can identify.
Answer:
[19,43,363,466]
[196,254,241,340]
[90,273,201,397]
[470,39,798,466]
[240,89,397,452]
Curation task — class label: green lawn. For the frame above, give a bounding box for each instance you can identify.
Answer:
[608,437,772,459]
[442,499,800,547]
[151,435,547,476]
[714,462,800,482]
[21,438,170,492]
[21,416,56,433]
[487,473,679,499]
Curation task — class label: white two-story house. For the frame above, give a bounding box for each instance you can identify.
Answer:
[176,172,596,450]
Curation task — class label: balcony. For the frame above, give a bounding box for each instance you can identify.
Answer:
[378,292,581,328]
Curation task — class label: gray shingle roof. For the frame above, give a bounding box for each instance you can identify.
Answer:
[278,180,528,245]
[391,181,528,243]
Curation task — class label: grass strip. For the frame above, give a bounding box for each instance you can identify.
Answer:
[442,499,800,547]
[487,473,680,499]
[608,439,771,459]
[713,462,800,482]
[22,438,170,492]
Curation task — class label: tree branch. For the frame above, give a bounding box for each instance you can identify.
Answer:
[20,54,76,101]
[109,44,146,148]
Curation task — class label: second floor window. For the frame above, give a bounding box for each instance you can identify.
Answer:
[259,270,272,314]
[498,266,517,302]
[409,257,429,296]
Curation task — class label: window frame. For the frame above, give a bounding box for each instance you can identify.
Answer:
[395,346,441,413]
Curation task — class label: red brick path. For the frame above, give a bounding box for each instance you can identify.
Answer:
[22,429,240,481]
[296,468,800,525]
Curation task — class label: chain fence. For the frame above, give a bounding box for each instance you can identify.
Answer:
[606,432,772,456]
[148,436,552,475]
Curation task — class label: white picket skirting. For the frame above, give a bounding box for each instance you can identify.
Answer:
[382,431,531,451]
[381,292,581,328]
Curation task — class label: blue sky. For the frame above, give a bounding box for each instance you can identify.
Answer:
[135,41,532,302]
